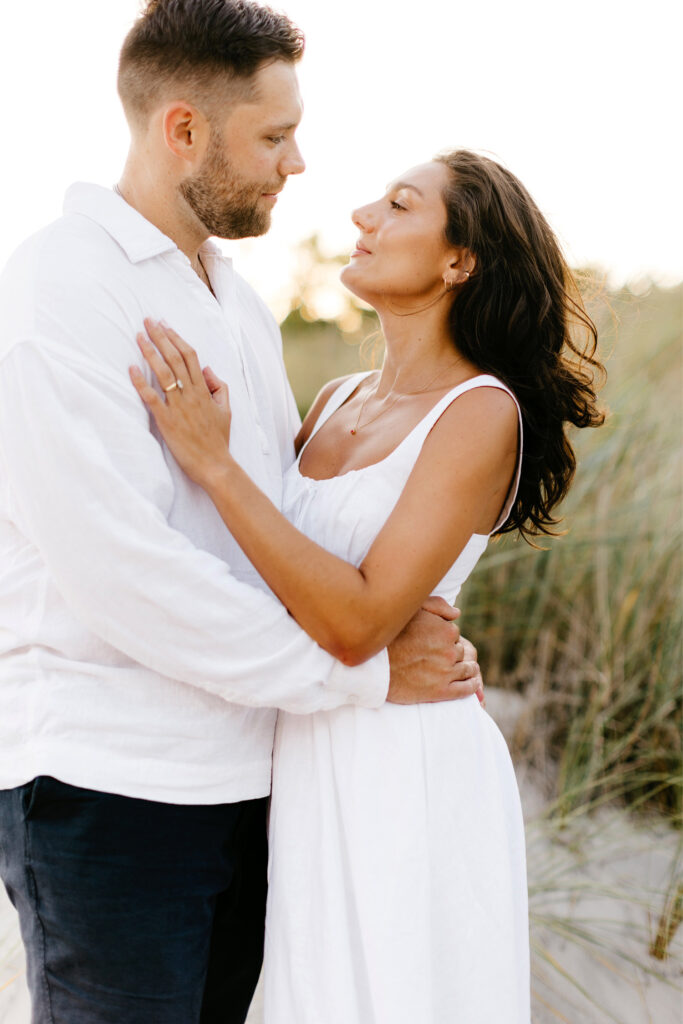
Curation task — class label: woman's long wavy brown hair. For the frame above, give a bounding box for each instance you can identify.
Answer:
[436,150,605,541]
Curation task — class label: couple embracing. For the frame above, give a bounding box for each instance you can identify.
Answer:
[0,1,604,1022]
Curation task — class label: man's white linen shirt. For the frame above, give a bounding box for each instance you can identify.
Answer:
[0,184,389,804]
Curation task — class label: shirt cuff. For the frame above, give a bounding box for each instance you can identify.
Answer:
[325,646,390,709]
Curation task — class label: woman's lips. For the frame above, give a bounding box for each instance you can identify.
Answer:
[351,244,372,257]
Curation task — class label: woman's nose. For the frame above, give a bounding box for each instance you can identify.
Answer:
[351,204,374,232]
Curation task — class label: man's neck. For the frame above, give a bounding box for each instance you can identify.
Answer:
[117,157,209,268]
[116,169,215,294]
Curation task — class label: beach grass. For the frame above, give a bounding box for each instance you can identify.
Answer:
[457,281,682,819]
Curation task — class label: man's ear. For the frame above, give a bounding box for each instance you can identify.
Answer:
[161,102,209,168]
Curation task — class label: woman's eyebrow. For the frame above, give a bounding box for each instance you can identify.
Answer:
[386,181,425,197]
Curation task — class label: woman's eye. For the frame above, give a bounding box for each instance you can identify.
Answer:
[390,200,405,211]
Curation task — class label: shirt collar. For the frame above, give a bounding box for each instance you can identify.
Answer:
[63,183,228,268]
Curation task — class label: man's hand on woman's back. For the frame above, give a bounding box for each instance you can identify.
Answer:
[387,597,483,705]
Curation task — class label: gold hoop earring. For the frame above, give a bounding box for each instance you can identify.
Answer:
[445,272,471,291]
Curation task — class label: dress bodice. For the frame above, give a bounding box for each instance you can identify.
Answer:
[281,372,523,606]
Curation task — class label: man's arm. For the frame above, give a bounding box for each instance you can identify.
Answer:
[0,338,391,713]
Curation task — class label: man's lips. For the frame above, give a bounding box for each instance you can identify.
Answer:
[260,183,285,203]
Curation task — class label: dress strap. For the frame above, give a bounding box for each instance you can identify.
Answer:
[301,371,375,455]
[405,374,524,535]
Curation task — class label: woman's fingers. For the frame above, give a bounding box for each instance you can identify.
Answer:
[203,365,224,394]
[136,332,180,396]
[139,320,222,404]
[129,365,166,420]
[142,320,190,390]
[203,366,230,412]
[155,321,205,386]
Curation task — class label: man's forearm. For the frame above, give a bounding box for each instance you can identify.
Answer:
[0,340,389,713]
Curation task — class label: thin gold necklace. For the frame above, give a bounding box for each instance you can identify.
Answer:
[350,357,465,436]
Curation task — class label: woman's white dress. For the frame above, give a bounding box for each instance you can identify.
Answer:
[263,373,530,1023]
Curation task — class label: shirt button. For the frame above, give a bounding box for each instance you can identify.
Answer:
[256,424,270,454]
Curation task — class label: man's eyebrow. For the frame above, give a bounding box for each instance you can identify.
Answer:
[265,119,300,132]
[387,181,425,198]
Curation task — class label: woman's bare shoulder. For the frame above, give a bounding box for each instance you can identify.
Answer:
[431,382,519,446]
[423,382,519,473]
[413,383,519,524]
[366,382,520,565]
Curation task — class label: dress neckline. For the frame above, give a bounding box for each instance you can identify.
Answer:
[293,370,524,539]
[297,371,493,483]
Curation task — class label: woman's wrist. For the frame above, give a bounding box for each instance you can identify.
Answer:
[200,451,238,497]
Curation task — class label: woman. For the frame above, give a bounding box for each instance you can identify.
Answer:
[131,150,604,1023]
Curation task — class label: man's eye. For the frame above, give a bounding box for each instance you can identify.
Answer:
[268,136,286,144]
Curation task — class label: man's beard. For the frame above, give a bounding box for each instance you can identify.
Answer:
[179,130,279,239]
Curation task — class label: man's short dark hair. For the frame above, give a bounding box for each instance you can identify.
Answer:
[118,0,304,125]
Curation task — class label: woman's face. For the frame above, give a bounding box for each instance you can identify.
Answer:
[340,161,457,308]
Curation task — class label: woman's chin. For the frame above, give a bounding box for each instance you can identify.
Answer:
[339,263,376,306]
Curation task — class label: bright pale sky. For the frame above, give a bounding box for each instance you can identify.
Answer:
[3,0,681,319]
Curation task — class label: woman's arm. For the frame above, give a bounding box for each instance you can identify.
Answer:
[131,322,517,666]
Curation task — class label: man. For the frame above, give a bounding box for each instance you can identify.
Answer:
[0,2,482,1021]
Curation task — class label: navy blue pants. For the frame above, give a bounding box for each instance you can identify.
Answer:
[0,776,268,1023]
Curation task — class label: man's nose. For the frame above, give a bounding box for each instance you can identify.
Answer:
[280,141,305,177]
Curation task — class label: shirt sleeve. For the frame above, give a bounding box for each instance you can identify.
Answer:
[0,339,389,713]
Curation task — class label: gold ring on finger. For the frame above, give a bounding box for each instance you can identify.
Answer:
[163,378,184,394]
